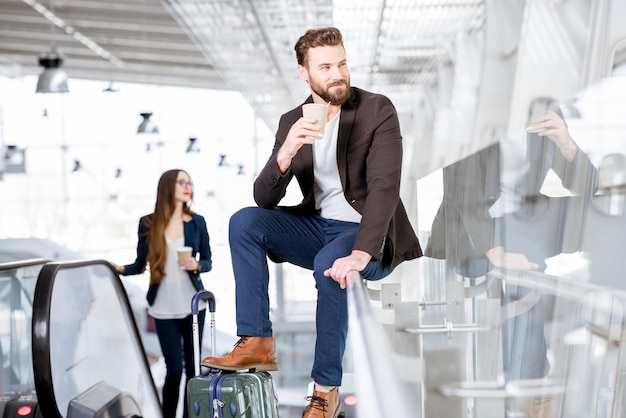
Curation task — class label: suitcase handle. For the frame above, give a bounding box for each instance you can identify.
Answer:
[191,289,216,314]
[191,290,216,376]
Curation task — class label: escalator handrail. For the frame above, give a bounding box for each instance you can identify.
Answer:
[31,258,160,418]
[0,258,50,271]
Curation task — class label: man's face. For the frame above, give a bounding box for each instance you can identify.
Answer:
[300,45,351,106]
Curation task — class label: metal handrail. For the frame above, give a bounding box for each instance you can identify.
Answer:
[404,318,491,338]
[347,276,420,418]
[0,258,49,271]
[438,377,566,398]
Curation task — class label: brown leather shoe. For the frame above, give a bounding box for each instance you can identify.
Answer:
[303,385,340,418]
[200,336,278,371]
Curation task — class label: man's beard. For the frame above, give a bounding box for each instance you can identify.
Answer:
[310,77,351,106]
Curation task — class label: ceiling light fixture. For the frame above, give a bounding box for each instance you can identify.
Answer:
[36,52,69,93]
[137,112,159,134]
[103,81,119,93]
[2,145,26,174]
[35,0,68,93]
[185,137,200,153]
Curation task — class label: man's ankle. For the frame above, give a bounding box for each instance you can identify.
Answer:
[314,383,336,393]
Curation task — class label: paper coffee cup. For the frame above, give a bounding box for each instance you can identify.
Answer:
[302,103,328,138]
[177,246,192,266]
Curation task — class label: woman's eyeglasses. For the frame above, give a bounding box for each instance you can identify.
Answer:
[177,180,194,189]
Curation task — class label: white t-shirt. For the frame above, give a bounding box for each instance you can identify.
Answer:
[313,110,362,223]
[149,236,203,319]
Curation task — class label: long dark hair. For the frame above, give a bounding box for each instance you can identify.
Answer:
[144,169,194,284]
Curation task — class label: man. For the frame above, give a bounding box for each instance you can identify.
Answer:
[201,27,422,418]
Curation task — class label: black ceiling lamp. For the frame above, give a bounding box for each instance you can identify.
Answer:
[103,81,119,93]
[186,137,200,153]
[218,154,228,167]
[36,0,68,94]
[137,112,159,134]
[36,53,69,93]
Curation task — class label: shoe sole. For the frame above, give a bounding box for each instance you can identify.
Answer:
[304,405,341,418]
[200,361,279,372]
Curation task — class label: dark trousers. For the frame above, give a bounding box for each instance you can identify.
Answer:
[229,207,391,386]
[155,310,206,418]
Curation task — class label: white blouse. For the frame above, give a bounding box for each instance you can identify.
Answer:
[148,236,204,319]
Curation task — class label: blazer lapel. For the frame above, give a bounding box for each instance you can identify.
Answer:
[336,91,358,190]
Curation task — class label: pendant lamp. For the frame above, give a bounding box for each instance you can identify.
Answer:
[137,112,159,134]
[36,53,69,93]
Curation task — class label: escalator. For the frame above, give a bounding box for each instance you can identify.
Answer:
[1,259,47,417]
[1,258,162,417]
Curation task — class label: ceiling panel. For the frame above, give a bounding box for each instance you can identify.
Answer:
[0,0,223,88]
[0,0,485,132]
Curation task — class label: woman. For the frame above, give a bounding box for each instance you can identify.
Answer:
[114,169,212,418]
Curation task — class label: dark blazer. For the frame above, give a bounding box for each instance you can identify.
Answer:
[122,213,212,305]
[253,87,422,270]
[425,135,597,277]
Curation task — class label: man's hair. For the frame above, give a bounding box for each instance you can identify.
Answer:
[294,27,344,67]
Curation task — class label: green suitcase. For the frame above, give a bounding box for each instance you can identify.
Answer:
[187,290,279,418]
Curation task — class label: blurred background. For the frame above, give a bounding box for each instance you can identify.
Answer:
[2,0,626,417]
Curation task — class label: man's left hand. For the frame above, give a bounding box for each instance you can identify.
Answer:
[324,250,372,289]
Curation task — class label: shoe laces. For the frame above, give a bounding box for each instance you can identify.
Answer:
[304,395,328,412]
[233,336,248,349]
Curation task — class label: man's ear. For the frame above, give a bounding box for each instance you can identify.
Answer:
[297,64,309,83]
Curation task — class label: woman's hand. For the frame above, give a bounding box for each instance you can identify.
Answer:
[181,257,200,272]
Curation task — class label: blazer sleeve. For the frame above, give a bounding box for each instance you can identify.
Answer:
[122,216,149,276]
[253,110,301,209]
[193,215,212,274]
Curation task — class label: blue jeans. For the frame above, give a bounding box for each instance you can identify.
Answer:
[229,207,391,386]
[155,310,205,418]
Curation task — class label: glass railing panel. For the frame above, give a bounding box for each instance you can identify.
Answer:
[33,260,161,417]
[0,259,47,403]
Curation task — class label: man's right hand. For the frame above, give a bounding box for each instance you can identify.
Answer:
[276,117,318,174]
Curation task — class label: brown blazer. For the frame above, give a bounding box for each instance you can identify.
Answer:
[254,87,422,270]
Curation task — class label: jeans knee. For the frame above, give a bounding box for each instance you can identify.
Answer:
[229,207,258,238]
[230,207,257,228]
[313,271,345,301]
